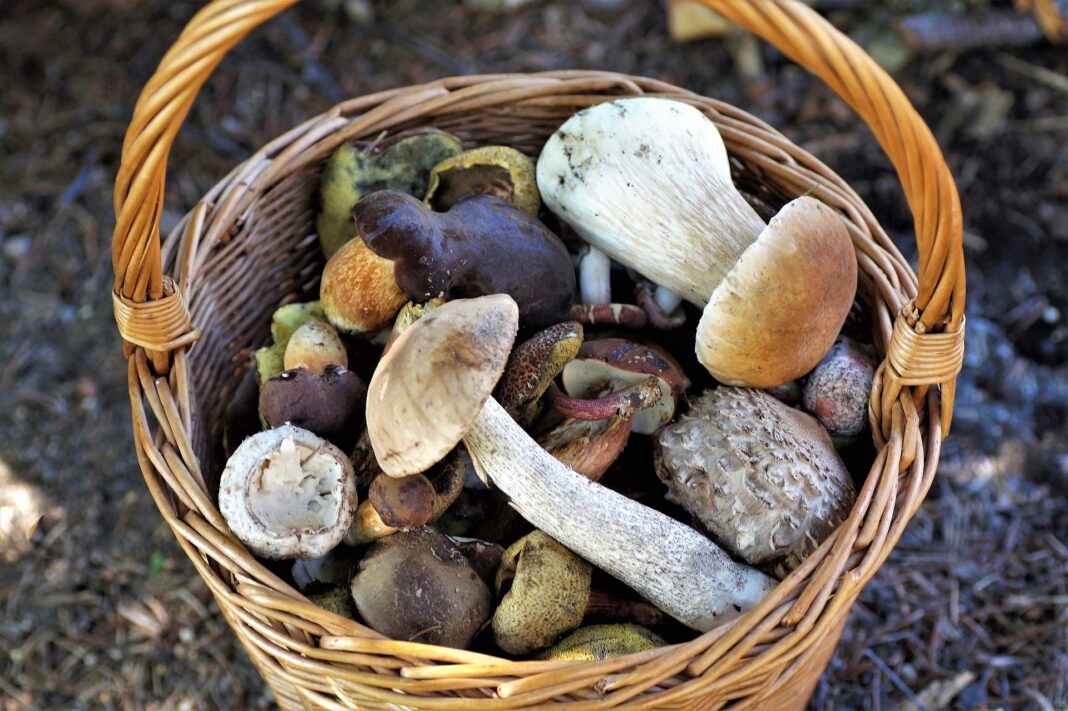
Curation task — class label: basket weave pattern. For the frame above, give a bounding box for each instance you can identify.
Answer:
[111,2,966,708]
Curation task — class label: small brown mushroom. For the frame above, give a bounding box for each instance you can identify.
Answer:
[654,388,857,574]
[355,191,576,329]
[368,471,436,529]
[345,499,398,546]
[424,145,540,216]
[219,425,357,560]
[802,336,876,442]
[350,527,492,648]
[536,413,634,482]
[258,366,367,439]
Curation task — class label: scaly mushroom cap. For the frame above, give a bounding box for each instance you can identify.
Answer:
[366,295,519,477]
[219,425,357,560]
[695,197,857,388]
[654,388,856,573]
[424,145,540,216]
[492,531,592,655]
[536,97,765,305]
[321,235,408,333]
[355,191,575,329]
[350,527,492,649]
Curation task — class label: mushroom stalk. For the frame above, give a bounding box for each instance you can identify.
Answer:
[546,377,662,421]
[653,286,683,316]
[579,245,612,304]
[464,397,775,632]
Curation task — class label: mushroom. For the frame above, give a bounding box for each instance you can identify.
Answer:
[254,301,326,385]
[578,245,613,305]
[423,145,540,216]
[349,527,493,648]
[802,336,876,442]
[559,338,687,435]
[568,303,648,329]
[634,282,687,330]
[537,97,857,387]
[354,191,576,329]
[492,531,666,654]
[282,319,348,372]
[493,531,592,655]
[365,295,776,631]
[344,499,397,546]
[368,471,435,529]
[539,624,665,661]
[317,128,463,258]
[536,412,635,482]
[219,425,357,560]
[495,320,584,428]
[654,388,857,574]
[258,366,367,439]
[320,234,408,334]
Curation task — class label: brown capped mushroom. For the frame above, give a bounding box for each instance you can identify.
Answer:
[219,425,357,560]
[355,191,576,329]
[654,388,857,574]
[368,471,435,530]
[320,235,407,334]
[802,336,876,442]
[537,97,856,387]
[350,527,492,648]
[258,366,366,439]
[365,295,776,631]
[344,499,397,546]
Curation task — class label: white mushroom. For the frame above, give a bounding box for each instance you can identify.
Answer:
[578,245,613,305]
[365,295,775,631]
[537,97,857,388]
[219,425,357,560]
[654,388,857,575]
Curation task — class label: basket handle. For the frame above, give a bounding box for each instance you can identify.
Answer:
[112,0,964,428]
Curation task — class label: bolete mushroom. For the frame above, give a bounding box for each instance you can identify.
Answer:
[423,145,540,216]
[354,191,576,329]
[559,338,687,435]
[317,129,463,258]
[537,97,857,387]
[253,301,326,385]
[539,623,665,661]
[802,336,876,442]
[365,295,776,631]
[495,320,584,428]
[349,527,492,649]
[283,319,348,372]
[219,425,357,560]
[368,471,436,530]
[654,388,857,574]
[320,234,407,334]
[258,366,367,439]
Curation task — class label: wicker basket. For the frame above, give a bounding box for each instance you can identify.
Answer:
[111,1,966,708]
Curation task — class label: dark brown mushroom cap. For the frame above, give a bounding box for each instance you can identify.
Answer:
[259,366,367,437]
[560,338,688,435]
[350,527,492,649]
[355,190,576,329]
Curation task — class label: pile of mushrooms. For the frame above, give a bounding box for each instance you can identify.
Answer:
[218,97,873,657]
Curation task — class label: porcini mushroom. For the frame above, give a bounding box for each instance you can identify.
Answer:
[366,295,776,631]
[654,388,857,574]
[350,527,492,648]
[219,425,357,560]
[320,234,407,334]
[355,191,576,329]
[537,97,857,387]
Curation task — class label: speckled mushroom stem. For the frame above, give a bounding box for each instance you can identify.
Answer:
[464,397,777,632]
[546,377,662,421]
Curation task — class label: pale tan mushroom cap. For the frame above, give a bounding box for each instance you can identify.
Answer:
[367,295,520,477]
[321,235,407,333]
[695,196,857,388]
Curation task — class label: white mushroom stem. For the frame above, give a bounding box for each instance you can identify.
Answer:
[653,286,682,315]
[578,245,612,305]
[464,397,776,632]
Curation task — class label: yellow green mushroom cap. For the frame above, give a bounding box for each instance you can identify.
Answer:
[539,623,666,661]
[424,145,541,217]
[254,301,326,386]
[492,531,592,655]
